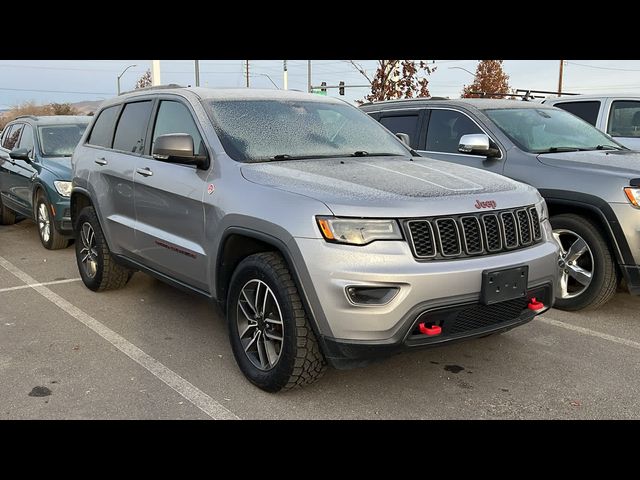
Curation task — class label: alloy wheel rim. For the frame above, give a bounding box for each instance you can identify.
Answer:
[236,279,284,371]
[79,222,98,279]
[552,229,594,299]
[38,203,50,243]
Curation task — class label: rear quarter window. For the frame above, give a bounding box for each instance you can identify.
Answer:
[87,105,120,148]
[553,101,600,126]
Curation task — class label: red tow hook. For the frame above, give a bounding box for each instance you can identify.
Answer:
[527,297,545,312]
[419,322,442,336]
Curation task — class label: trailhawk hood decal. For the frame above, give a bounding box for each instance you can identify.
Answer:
[241,156,539,217]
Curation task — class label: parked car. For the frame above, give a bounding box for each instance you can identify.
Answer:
[0,115,90,249]
[71,87,558,391]
[362,98,640,311]
[543,94,640,150]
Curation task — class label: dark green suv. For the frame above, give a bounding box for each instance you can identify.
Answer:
[0,115,90,249]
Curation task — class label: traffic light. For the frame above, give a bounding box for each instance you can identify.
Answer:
[321,81,327,94]
[339,81,345,96]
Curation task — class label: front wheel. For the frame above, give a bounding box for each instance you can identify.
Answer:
[227,252,326,392]
[551,214,618,311]
[35,193,69,250]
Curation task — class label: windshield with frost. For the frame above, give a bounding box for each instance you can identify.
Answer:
[207,99,409,163]
[484,108,624,153]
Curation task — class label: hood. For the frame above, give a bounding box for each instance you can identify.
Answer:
[40,157,72,180]
[537,150,640,177]
[241,156,540,217]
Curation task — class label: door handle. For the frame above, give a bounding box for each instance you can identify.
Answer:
[136,167,153,177]
[94,157,107,166]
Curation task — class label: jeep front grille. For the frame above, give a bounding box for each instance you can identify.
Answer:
[406,205,542,260]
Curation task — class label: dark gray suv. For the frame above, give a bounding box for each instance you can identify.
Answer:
[362,98,640,310]
[71,87,558,391]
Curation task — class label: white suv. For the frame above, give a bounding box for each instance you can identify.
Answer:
[543,94,640,150]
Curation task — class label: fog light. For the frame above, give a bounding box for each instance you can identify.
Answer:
[345,286,399,306]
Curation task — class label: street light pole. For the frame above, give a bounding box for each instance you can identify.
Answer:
[117,64,137,95]
[195,60,200,87]
[448,66,476,77]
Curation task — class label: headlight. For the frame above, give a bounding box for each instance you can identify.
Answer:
[53,181,72,197]
[316,216,402,245]
[624,187,640,208]
[535,198,549,221]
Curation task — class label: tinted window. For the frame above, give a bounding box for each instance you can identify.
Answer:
[554,101,600,126]
[87,105,120,148]
[38,124,88,156]
[1,125,15,149]
[379,114,419,148]
[607,100,640,137]
[3,123,24,150]
[152,101,203,153]
[18,124,35,157]
[425,110,482,153]
[112,101,152,154]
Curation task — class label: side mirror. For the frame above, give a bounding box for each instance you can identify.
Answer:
[395,132,411,147]
[458,134,500,158]
[9,148,30,162]
[152,133,209,170]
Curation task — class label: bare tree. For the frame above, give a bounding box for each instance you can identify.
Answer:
[135,69,153,89]
[461,60,512,98]
[353,60,435,103]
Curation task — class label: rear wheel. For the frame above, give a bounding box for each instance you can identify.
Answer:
[35,193,69,250]
[0,195,16,225]
[75,206,133,291]
[551,214,618,311]
[227,252,326,392]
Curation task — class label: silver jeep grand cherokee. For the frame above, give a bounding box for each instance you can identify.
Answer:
[71,87,558,391]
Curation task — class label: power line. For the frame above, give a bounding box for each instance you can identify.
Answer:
[0,87,112,95]
[566,61,640,72]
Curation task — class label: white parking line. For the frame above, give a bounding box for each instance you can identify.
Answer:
[539,316,640,351]
[0,278,81,293]
[0,255,239,420]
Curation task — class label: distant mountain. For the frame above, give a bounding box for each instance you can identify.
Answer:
[70,100,104,115]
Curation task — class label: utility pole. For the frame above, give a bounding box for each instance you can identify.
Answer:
[557,59,564,97]
[245,60,250,88]
[194,60,200,87]
[151,60,161,86]
[307,60,312,93]
[283,60,288,90]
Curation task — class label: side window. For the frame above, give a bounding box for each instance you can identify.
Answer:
[425,110,482,154]
[18,124,35,157]
[379,114,420,148]
[113,101,153,154]
[4,123,24,151]
[87,105,120,148]
[554,101,600,126]
[607,100,640,137]
[1,125,15,149]
[151,100,203,154]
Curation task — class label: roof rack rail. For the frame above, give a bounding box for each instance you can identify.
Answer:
[14,115,39,120]
[119,83,185,96]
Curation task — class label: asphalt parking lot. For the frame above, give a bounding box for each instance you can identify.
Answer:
[2,219,640,420]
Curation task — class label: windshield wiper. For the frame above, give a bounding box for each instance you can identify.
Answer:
[350,151,406,157]
[593,144,624,151]
[539,146,589,153]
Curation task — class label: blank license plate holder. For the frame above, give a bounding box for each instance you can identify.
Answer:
[481,265,528,305]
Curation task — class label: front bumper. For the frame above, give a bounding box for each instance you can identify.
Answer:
[293,220,558,367]
[323,283,552,369]
[51,198,72,234]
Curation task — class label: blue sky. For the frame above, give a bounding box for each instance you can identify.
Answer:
[2,60,640,109]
